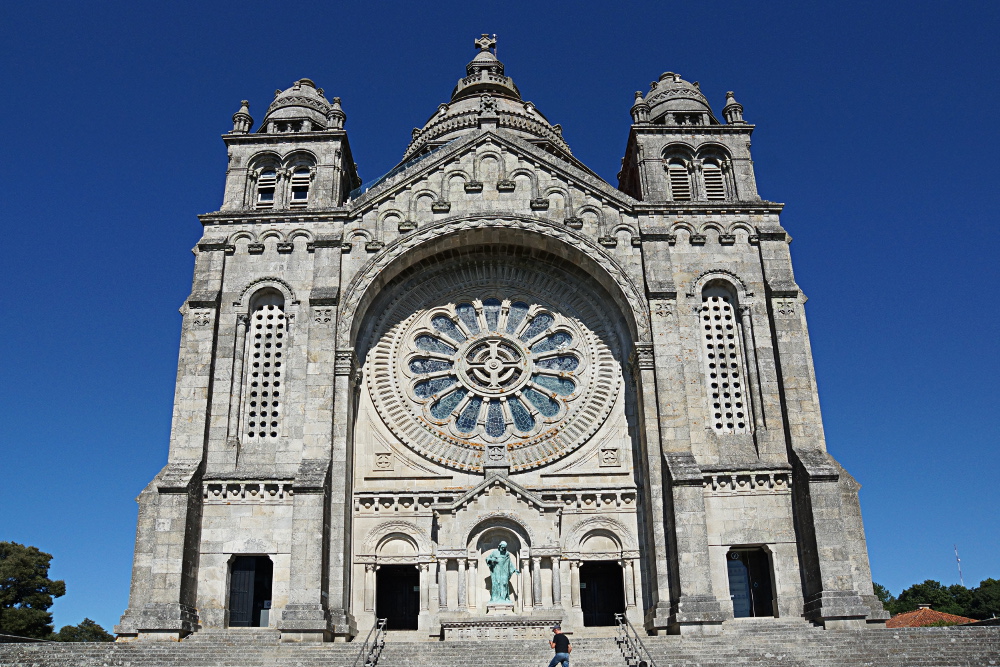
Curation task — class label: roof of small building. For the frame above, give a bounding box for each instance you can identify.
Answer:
[885,605,976,628]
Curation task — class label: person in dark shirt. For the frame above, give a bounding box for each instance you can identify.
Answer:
[547,625,571,667]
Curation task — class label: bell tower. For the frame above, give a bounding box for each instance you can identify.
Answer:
[116,78,360,642]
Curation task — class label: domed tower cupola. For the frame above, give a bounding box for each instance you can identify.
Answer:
[641,72,719,126]
[402,35,571,161]
[258,78,336,133]
[450,34,522,102]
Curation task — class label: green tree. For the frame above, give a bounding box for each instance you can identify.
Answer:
[51,618,114,642]
[969,578,1000,620]
[0,542,66,639]
[894,579,971,616]
[873,582,896,611]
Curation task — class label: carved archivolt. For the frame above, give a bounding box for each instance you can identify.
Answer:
[361,520,431,554]
[364,260,622,473]
[338,216,651,348]
[564,516,636,552]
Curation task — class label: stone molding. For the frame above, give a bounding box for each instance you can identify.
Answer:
[702,470,791,495]
[337,215,651,349]
[202,481,293,504]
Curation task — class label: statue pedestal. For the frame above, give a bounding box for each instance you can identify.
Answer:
[439,614,563,640]
[486,603,515,615]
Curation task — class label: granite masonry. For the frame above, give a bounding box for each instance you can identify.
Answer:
[113,35,891,644]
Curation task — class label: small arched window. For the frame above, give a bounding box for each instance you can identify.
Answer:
[703,161,726,200]
[667,160,691,200]
[242,290,285,442]
[700,284,750,434]
[255,169,277,209]
[289,167,311,208]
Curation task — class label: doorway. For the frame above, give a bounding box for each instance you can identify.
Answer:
[228,556,273,627]
[579,561,625,626]
[375,565,420,630]
[726,548,775,618]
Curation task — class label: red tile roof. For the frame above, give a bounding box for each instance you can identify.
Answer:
[886,607,975,628]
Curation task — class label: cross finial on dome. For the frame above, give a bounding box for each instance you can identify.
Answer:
[475,34,497,52]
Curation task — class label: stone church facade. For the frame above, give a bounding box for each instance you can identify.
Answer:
[116,36,888,642]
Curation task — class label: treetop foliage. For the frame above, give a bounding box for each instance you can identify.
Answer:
[51,618,114,642]
[875,578,1000,620]
[0,541,66,639]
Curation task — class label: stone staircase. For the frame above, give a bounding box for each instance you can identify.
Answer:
[379,637,622,667]
[1,625,998,667]
[641,624,1000,666]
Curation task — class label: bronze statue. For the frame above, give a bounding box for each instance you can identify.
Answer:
[486,540,519,603]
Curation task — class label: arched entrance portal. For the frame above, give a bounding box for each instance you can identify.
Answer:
[376,565,420,630]
[579,561,625,626]
[228,556,273,627]
[726,548,775,618]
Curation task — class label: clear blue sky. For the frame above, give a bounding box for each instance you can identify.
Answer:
[1,0,997,632]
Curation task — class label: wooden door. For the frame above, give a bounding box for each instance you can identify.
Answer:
[726,549,774,618]
[375,565,420,630]
[580,561,625,626]
[228,557,256,627]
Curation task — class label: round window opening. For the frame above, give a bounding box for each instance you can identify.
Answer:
[405,299,583,442]
[366,264,622,472]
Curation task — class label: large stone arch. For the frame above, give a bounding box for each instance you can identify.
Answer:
[337,215,650,350]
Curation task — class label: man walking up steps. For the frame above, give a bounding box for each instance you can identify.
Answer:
[547,625,571,667]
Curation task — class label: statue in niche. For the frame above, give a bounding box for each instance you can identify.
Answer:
[486,540,519,603]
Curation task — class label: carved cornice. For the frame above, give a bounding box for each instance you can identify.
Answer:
[203,481,294,504]
[702,470,792,495]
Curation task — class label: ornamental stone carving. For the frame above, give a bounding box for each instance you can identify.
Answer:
[365,260,622,473]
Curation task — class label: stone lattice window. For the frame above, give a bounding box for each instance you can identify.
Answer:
[667,160,691,200]
[289,167,310,208]
[700,292,750,434]
[242,293,285,440]
[255,169,277,209]
[703,162,726,200]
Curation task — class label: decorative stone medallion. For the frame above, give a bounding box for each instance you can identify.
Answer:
[365,261,621,473]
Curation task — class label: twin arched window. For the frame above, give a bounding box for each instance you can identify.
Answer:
[252,161,313,209]
[664,154,730,201]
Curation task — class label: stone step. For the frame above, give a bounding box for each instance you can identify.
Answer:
[1,627,997,667]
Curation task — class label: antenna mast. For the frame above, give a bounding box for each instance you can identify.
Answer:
[955,544,964,587]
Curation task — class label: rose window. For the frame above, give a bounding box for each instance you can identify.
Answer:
[403,298,584,442]
[365,262,621,472]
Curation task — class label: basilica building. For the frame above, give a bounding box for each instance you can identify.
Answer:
[116,36,888,642]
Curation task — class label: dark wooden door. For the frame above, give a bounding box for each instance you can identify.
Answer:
[376,565,420,630]
[229,557,256,627]
[228,556,274,627]
[580,561,625,626]
[726,549,774,618]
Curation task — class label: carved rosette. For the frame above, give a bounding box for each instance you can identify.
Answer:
[366,262,621,473]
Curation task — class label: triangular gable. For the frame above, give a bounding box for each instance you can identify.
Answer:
[440,473,562,513]
[348,128,638,212]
